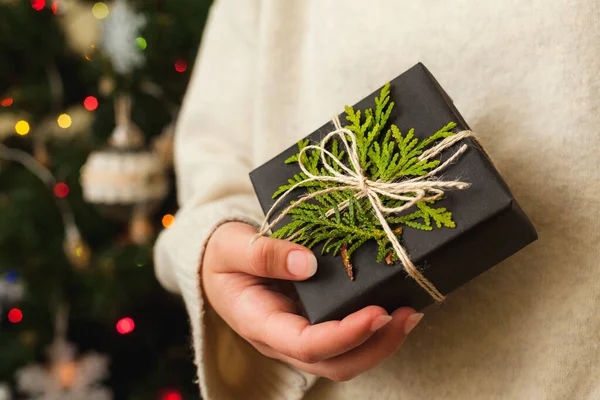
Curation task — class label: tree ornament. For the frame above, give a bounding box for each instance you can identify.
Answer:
[80,96,168,222]
[100,0,146,74]
[16,307,112,400]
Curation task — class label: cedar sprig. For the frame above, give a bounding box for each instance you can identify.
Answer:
[271,84,461,277]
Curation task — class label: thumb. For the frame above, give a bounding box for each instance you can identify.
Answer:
[214,222,318,280]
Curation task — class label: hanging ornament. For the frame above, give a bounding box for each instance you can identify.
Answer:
[16,306,112,400]
[100,0,146,74]
[81,95,168,223]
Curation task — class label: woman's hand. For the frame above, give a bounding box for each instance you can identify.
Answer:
[202,222,423,382]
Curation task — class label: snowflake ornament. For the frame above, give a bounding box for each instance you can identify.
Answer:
[101,0,146,74]
[16,338,112,400]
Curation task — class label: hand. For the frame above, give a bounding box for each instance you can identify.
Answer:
[202,222,423,382]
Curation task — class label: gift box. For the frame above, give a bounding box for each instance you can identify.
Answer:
[249,63,537,324]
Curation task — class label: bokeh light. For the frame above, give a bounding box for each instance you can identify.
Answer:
[116,317,135,334]
[1,98,13,107]
[57,113,72,129]
[15,120,30,136]
[162,214,175,228]
[92,2,109,19]
[135,37,147,50]
[54,182,69,198]
[83,96,99,111]
[31,0,45,11]
[161,391,182,400]
[8,308,23,324]
[174,59,187,73]
[6,270,18,283]
[51,0,57,14]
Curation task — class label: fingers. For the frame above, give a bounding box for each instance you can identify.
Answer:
[213,222,318,280]
[241,297,390,363]
[253,308,420,382]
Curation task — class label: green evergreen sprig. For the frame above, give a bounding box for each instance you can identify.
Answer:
[271,83,460,277]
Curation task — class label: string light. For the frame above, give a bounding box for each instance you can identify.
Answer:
[8,308,23,324]
[135,37,147,50]
[116,317,135,334]
[31,0,45,11]
[162,214,175,228]
[83,96,99,111]
[92,2,109,19]
[1,98,13,107]
[174,59,187,73]
[57,114,72,129]
[15,121,30,136]
[54,182,69,198]
[161,391,183,400]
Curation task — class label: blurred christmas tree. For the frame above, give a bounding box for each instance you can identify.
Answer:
[0,0,211,398]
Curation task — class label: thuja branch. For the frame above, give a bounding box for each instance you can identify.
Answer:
[270,84,459,278]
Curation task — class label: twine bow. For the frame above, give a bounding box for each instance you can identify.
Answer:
[254,116,474,301]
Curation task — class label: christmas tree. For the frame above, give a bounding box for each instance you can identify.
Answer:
[0,1,211,398]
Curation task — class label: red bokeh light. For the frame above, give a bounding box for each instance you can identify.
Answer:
[1,98,13,107]
[8,308,23,323]
[31,0,45,11]
[54,182,69,198]
[116,317,135,334]
[83,96,99,111]
[174,59,187,73]
[161,391,182,400]
[51,1,57,14]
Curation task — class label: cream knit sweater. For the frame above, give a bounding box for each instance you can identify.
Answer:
[154,1,600,399]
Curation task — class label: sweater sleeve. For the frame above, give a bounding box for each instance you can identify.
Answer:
[153,1,317,399]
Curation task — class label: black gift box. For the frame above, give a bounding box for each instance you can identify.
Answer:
[249,63,537,324]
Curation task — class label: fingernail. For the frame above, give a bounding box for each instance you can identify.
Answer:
[403,313,424,335]
[287,251,318,277]
[370,315,393,332]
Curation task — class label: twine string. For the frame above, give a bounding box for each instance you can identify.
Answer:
[253,116,474,301]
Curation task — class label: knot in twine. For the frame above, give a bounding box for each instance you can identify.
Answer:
[254,116,475,302]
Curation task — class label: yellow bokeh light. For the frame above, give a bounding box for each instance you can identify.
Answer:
[57,114,72,129]
[162,214,175,228]
[92,2,109,19]
[15,120,30,136]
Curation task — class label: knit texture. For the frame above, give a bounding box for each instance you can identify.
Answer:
[154,0,600,399]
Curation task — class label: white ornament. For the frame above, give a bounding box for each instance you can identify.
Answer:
[80,149,168,205]
[101,0,146,74]
[16,339,112,400]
